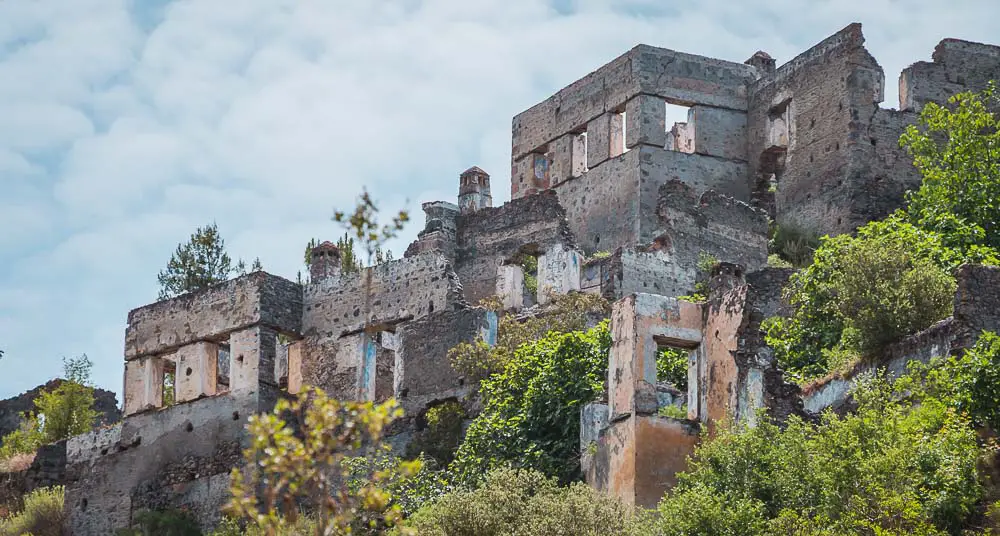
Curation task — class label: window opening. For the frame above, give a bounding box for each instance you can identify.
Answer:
[664,102,694,153]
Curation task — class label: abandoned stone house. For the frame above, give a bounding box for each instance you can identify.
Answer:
[3,22,1000,534]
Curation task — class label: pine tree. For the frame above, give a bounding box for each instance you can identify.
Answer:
[157,223,256,299]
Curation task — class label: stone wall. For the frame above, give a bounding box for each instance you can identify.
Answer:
[454,191,574,303]
[900,38,1000,112]
[64,394,257,534]
[747,23,888,236]
[125,272,302,361]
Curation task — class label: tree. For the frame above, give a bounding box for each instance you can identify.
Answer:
[764,216,996,383]
[649,372,981,535]
[224,386,419,536]
[404,467,640,536]
[157,223,259,300]
[901,83,1000,252]
[0,355,99,460]
[450,321,611,485]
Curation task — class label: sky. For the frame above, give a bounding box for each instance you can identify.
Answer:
[1,0,999,403]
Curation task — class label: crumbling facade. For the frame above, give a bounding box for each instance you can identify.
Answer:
[9,22,995,533]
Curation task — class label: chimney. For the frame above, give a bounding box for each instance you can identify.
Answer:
[309,241,341,283]
[458,166,492,214]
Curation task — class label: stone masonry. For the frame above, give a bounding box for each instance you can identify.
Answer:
[11,22,995,533]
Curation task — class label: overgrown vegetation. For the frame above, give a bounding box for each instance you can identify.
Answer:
[769,222,821,268]
[448,293,609,383]
[678,251,718,303]
[224,386,419,535]
[450,321,611,485]
[403,467,640,536]
[0,355,99,462]
[764,84,1000,383]
[405,400,466,467]
[0,486,66,536]
[656,347,689,391]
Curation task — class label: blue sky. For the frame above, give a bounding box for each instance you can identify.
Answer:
[1,0,999,403]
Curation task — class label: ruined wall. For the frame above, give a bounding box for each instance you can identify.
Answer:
[748,23,889,235]
[511,44,757,171]
[454,191,574,303]
[900,39,1000,113]
[801,264,1000,415]
[65,394,257,534]
[125,272,302,361]
[300,253,464,399]
[0,380,120,442]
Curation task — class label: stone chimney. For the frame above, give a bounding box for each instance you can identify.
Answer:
[458,166,493,214]
[309,241,341,283]
[745,51,776,75]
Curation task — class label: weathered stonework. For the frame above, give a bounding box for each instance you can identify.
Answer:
[40,22,1000,534]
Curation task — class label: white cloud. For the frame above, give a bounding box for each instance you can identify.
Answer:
[1,0,999,401]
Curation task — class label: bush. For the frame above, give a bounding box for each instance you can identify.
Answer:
[343,453,454,518]
[450,321,611,485]
[116,509,201,536]
[404,467,639,536]
[405,401,466,466]
[648,372,981,536]
[656,347,688,391]
[764,216,970,382]
[0,486,66,536]
[449,293,609,383]
[769,223,821,268]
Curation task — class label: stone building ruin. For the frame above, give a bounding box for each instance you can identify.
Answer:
[3,22,1000,533]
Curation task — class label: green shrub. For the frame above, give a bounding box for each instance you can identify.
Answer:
[658,405,688,419]
[405,401,466,467]
[656,347,688,391]
[448,293,609,383]
[116,509,201,536]
[764,216,976,382]
[650,372,981,536]
[0,486,66,536]
[404,467,639,536]
[450,321,611,485]
[344,453,454,518]
[769,223,820,268]
[901,83,1000,252]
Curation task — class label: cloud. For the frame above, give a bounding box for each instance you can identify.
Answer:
[1,0,999,401]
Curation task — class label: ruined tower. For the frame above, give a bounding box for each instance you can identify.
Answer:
[309,241,341,282]
[458,166,492,214]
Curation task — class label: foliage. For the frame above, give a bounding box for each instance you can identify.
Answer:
[656,347,689,391]
[225,386,419,536]
[901,83,1000,252]
[403,467,640,536]
[678,251,719,303]
[116,509,202,536]
[769,222,821,268]
[209,516,319,536]
[763,216,977,382]
[158,223,257,300]
[163,370,176,407]
[449,293,610,383]
[333,189,409,266]
[450,321,611,485]
[903,331,1000,434]
[1,355,99,461]
[405,401,466,467]
[766,253,793,268]
[658,405,688,419]
[344,453,454,519]
[0,486,66,536]
[519,254,538,298]
[649,373,981,536]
